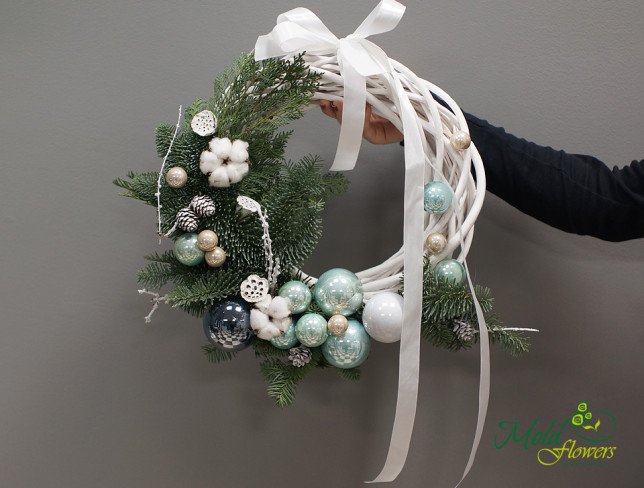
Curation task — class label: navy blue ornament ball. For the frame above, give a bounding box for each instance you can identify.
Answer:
[203,298,254,351]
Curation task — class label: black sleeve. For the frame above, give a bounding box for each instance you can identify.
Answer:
[464,112,644,241]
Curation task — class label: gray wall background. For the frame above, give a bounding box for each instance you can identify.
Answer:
[1,1,642,487]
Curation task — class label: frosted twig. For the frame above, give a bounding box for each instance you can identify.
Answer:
[156,105,183,243]
[163,222,178,238]
[138,288,170,324]
[476,327,540,334]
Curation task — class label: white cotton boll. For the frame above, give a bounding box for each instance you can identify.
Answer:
[226,162,249,184]
[268,296,291,320]
[250,309,272,333]
[255,295,272,314]
[208,166,230,187]
[229,139,249,163]
[257,323,281,340]
[199,151,222,174]
[209,137,232,159]
[274,317,293,333]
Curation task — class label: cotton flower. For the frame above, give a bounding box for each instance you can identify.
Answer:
[250,295,293,340]
[199,137,250,188]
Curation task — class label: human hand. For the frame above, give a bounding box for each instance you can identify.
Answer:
[319,100,404,145]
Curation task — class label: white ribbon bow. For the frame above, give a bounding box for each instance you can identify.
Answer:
[255,0,406,171]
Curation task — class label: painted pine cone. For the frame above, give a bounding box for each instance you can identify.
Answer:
[453,319,475,342]
[176,207,199,232]
[191,195,216,217]
[288,346,312,367]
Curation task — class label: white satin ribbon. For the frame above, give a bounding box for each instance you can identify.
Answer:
[255,0,405,171]
[254,1,487,485]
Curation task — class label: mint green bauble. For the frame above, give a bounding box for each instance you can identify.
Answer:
[295,313,328,347]
[270,323,299,350]
[433,258,466,285]
[173,233,204,266]
[423,181,453,213]
[313,268,363,317]
[278,280,312,314]
[321,319,371,369]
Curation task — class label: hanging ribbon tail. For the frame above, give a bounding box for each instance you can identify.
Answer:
[367,73,425,484]
[328,56,365,172]
[454,260,491,487]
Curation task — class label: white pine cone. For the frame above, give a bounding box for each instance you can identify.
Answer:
[288,346,312,368]
[176,207,199,232]
[190,195,216,217]
[453,319,475,342]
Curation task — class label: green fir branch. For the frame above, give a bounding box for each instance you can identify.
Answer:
[167,270,245,316]
[336,367,361,381]
[202,344,237,363]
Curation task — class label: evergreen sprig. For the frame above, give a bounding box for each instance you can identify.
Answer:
[417,259,530,356]
[202,344,237,363]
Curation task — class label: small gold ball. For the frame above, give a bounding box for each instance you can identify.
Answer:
[327,314,349,337]
[165,167,188,188]
[450,130,471,150]
[204,246,226,267]
[425,233,447,254]
[197,230,219,252]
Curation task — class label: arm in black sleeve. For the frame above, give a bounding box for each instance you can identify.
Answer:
[464,112,644,241]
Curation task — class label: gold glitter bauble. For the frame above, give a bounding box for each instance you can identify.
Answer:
[204,247,226,267]
[450,130,471,150]
[197,230,219,252]
[327,314,349,337]
[165,166,188,188]
[425,233,447,254]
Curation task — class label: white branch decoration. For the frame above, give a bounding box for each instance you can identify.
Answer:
[138,288,170,324]
[156,105,183,241]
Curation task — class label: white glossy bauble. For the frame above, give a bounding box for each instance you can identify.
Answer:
[362,292,404,343]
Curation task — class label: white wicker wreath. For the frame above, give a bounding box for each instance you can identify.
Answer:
[296,54,486,296]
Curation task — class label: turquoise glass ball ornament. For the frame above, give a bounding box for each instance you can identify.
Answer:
[433,258,466,285]
[322,319,371,369]
[278,280,312,314]
[313,268,364,317]
[295,313,328,347]
[203,298,253,351]
[270,323,299,350]
[423,181,453,213]
[173,233,204,266]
